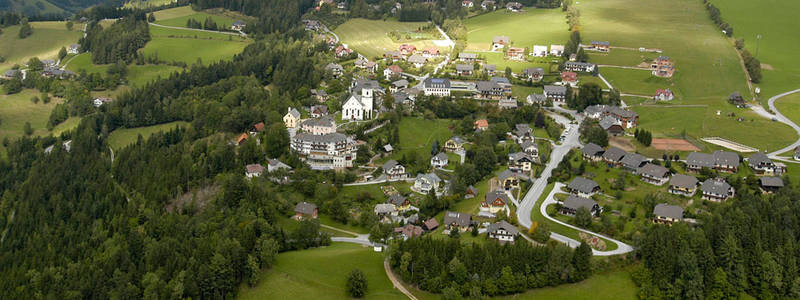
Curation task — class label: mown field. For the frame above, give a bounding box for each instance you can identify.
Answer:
[710,0,800,99]
[107,121,189,150]
[238,243,407,300]
[335,19,446,59]
[379,117,455,165]
[0,21,82,72]
[463,9,568,51]
[0,89,67,156]
[65,53,183,87]
[600,67,674,96]
[153,6,238,29]
[124,0,176,9]
[141,25,251,64]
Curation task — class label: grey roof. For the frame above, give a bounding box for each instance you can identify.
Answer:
[544,85,567,95]
[449,136,466,145]
[408,54,426,64]
[565,61,595,68]
[602,147,627,162]
[701,179,732,195]
[748,152,773,167]
[760,176,784,188]
[713,151,740,167]
[669,174,698,189]
[476,80,500,92]
[509,152,532,163]
[621,153,647,169]
[563,194,597,211]
[729,91,742,99]
[490,76,510,84]
[568,177,599,194]
[523,67,545,76]
[487,220,519,236]
[520,141,538,151]
[458,52,477,59]
[582,143,604,157]
[527,94,547,103]
[484,190,509,205]
[294,202,317,215]
[325,63,343,71]
[515,123,531,134]
[232,20,245,26]
[301,116,335,128]
[4,70,19,77]
[375,203,396,214]
[686,152,714,168]
[653,203,683,220]
[483,64,497,71]
[293,132,349,144]
[287,108,301,118]
[456,64,474,72]
[424,78,451,89]
[639,163,668,178]
[352,79,383,94]
[383,159,400,171]
[498,169,521,181]
[584,104,608,116]
[310,105,329,115]
[268,158,292,170]
[416,173,442,185]
[388,194,408,206]
[443,211,471,228]
[591,41,610,46]
[392,79,409,87]
[605,106,638,119]
[599,116,619,130]
[433,152,449,161]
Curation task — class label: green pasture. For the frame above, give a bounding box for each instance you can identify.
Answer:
[334,19,446,59]
[65,53,182,87]
[154,6,238,29]
[107,121,189,150]
[588,49,656,67]
[463,9,568,51]
[125,0,177,9]
[382,117,454,165]
[773,93,800,127]
[0,21,82,72]
[141,25,251,64]
[600,68,674,96]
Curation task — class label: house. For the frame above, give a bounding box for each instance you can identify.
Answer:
[443,211,471,232]
[602,146,627,165]
[474,119,489,131]
[487,220,519,243]
[668,174,698,197]
[465,186,478,199]
[505,1,522,12]
[508,152,533,173]
[311,89,329,102]
[393,90,416,107]
[522,67,544,82]
[335,46,353,58]
[245,164,265,178]
[267,158,292,173]
[92,97,113,107]
[590,41,610,52]
[387,194,412,211]
[423,78,451,97]
[476,81,505,100]
[759,177,784,193]
[638,163,670,185]
[729,92,745,105]
[423,218,439,231]
[458,52,478,63]
[514,123,533,143]
[582,143,604,161]
[481,0,496,10]
[531,45,548,57]
[599,116,624,136]
[569,53,577,61]
[383,160,408,180]
[550,45,565,56]
[526,93,547,105]
[431,152,449,168]
[408,54,427,68]
[567,177,600,197]
[384,65,403,80]
[68,44,80,54]
[250,122,265,135]
[507,47,525,60]
[654,89,674,101]
[383,144,393,153]
[462,0,474,8]
[620,152,648,172]
[422,47,440,58]
[2,69,20,79]
[231,20,246,31]
[604,106,639,128]
[445,136,467,152]
[482,64,497,76]
[394,225,423,240]
[342,86,374,121]
[291,132,357,170]
[491,76,511,89]
[560,71,578,87]
[303,19,321,30]
[651,56,674,78]
[415,173,444,194]
[701,178,735,202]
[653,204,683,225]
[564,62,596,73]
[284,108,301,128]
[482,190,508,214]
[498,169,526,190]
[337,1,346,9]
[544,85,567,102]
[41,59,56,68]
[685,152,713,172]
[520,141,539,159]
[712,151,740,173]
[748,152,785,176]
[235,133,248,145]
[42,67,74,79]
[301,116,336,135]
[325,63,344,78]
[399,44,417,56]
[455,64,474,76]
[390,79,409,93]
[561,195,600,216]
[294,202,318,219]
[309,105,329,118]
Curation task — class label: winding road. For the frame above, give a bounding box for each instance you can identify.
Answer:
[765,89,800,157]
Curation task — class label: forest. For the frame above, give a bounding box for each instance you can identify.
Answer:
[81,14,150,64]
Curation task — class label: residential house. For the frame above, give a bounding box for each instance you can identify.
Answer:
[482,190,508,214]
[748,152,785,176]
[602,146,627,166]
[600,116,624,136]
[561,195,600,216]
[651,56,675,78]
[422,47,440,58]
[423,218,439,231]
[526,93,547,105]
[458,52,478,63]
[325,63,344,78]
[639,163,670,185]
[685,152,714,172]
[311,89,329,102]
[507,47,525,60]
[408,54,427,68]
[2,69,19,79]
[590,41,610,52]
[303,19,321,30]
[250,122,265,135]
[514,123,533,143]
[309,105,329,118]
[531,45,548,57]
[498,169,526,190]
[415,173,444,194]
[564,62,596,73]
[342,86,374,120]
[383,160,408,180]
[443,211,472,232]
[492,35,510,50]
[560,71,578,87]
[245,164,265,178]
[283,108,301,128]
[508,152,533,173]
[567,177,600,197]
[423,78,451,97]
[444,136,467,152]
[686,151,740,173]
[267,158,292,173]
[729,92,745,105]
[455,64,474,76]
[653,204,683,225]
[335,45,353,58]
[235,133,248,145]
[582,143,604,161]
[654,89,674,101]
[431,152,449,168]
[474,119,489,131]
[759,177,784,194]
[544,85,567,102]
[668,174,698,197]
[522,67,544,82]
[42,67,74,79]
[481,0,496,10]
[384,50,403,61]
[462,0,474,8]
[383,144,393,153]
[41,59,56,68]
[394,225,423,240]
[505,1,522,12]
[294,202,318,219]
[387,194,412,211]
[476,81,505,100]
[93,97,114,107]
[231,20,246,31]
[701,178,735,202]
[620,152,648,172]
[301,116,336,135]
[520,141,539,158]
[483,64,497,76]
[390,79,409,93]
[487,220,519,243]
[550,45,564,56]
[393,90,416,107]
[290,132,357,170]
[399,44,417,56]
[604,106,639,128]
[465,186,479,199]
[384,65,403,80]
[491,76,512,92]
[68,44,80,54]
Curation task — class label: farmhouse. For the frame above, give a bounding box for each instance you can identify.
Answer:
[654,89,674,101]
[231,20,246,31]
[443,211,472,232]
[474,119,489,131]
[492,36,510,51]
[422,47,440,58]
[423,78,451,96]
[283,108,301,128]
[294,202,318,219]
[342,86,374,120]
[399,44,417,56]
[543,85,567,102]
[383,160,408,180]
[445,136,467,152]
[701,178,735,202]
[568,177,600,197]
[267,158,292,173]
[520,141,539,159]
[550,45,564,56]
[669,174,698,197]
[394,225,423,240]
[759,177,784,193]
[582,143,604,161]
[531,45,548,57]
[455,64,474,76]
[505,1,522,12]
[590,41,610,52]
[748,152,785,176]
[487,220,519,243]
[325,63,344,78]
[476,81,505,100]
[602,147,627,166]
[653,204,683,225]
[651,56,675,78]
[458,52,478,63]
[482,190,509,214]
[68,44,80,54]
[387,194,412,211]
[384,65,403,80]
[309,105,329,118]
[522,67,545,82]
[599,116,624,136]
[414,173,444,194]
[431,153,449,168]
[301,116,336,135]
[561,195,600,217]
[245,164,265,178]
[564,62,596,73]
[498,169,526,191]
[290,132,357,170]
[560,71,578,87]
[408,54,427,68]
[335,45,353,58]
[638,163,670,185]
[507,47,525,60]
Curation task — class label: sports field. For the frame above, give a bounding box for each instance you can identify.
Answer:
[0,21,82,72]
[238,243,406,300]
[463,9,568,51]
[107,121,189,150]
[141,25,251,64]
[153,6,238,29]
[335,19,446,59]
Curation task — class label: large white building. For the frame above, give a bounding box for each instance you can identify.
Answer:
[291,132,357,170]
[342,87,374,121]
[423,78,451,97]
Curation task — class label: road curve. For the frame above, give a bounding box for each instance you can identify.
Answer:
[766,89,800,157]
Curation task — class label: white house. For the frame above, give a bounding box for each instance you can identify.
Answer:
[550,45,564,56]
[414,173,444,195]
[284,108,301,128]
[487,220,519,243]
[245,164,265,178]
[423,78,451,97]
[93,97,113,107]
[431,152,449,168]
[342,87,374,121]
[531,45,548,57]
[68,44,80,54]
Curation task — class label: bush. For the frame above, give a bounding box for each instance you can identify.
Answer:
[346,268,368,298]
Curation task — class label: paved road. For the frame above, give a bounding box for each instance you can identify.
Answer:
[148,22,245,37]
[766,89,800,157]
[320,24,339,43]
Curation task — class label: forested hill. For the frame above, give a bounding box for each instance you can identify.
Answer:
[0,0,124,16]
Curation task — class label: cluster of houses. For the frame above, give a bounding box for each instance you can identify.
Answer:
[482,36,565,60]
[651,56,675,78]
[384,44,441,68]
[280,103,361,171]
[583,104,639,135]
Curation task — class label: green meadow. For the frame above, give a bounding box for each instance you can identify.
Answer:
[600,67,675,96]
[0,21,82,72]
[463,9,568,51]
[65,53,182,87]
[154,6,239,29]
[124,0,177,9]
[379,117,455,165]
[107,121,189,150]
[141,25,251,64]
[335,19,446,59]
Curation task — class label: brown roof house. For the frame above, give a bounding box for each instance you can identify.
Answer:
[443,211,472,232]
[481,190,509,214]
[294,202,318,220]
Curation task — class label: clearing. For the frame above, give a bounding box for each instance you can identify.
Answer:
[335,19,447,59]
[65,53,183,87]
[141,25,251,65]
[463,9,567,51]
[107,121,189,150]
[153,6,240,30]
[0,21,82,72]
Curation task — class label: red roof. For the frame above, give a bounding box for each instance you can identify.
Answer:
[423,47,440,55]
[561,71,578,82]
[475,119,489,129]
[399,44,417,52]
[388,65,403,73]
[656,89,673,96]
[253,122,265,132]
[236,133,249,144]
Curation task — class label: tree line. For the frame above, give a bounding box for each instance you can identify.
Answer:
[81,14,150,64]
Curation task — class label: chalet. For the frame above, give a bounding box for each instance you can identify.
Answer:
[399,44,417,56]
[487,220,519,243]
[415,173,444,194]
[492,77,513,94]
[483,64,497,76]
[393,90,416,107]
[507,47,525,60]
[245,164,265,178]
[531,45,548,57]
[492,36,510,51]
[604,106,639,128]
[526,93,547,105]
[561,195,600,216]
[465,185,479,199]
[462,0,474,7]
[390,79,409,93]
[564,62,596,73]
[599,116,624,136]
[520,141,539,159]
[508,152,533,173]
[325,63,343,78]
[267,158,292,173]
[443,211,472,232]
[294,202,318,219]
[408,54,427,68]
[342,86,374,121]
[543,85,567,102]
[638,163,670,185]
[686,151,740,173]
[394,225,423,240]
[569,53,577,61]
[458,52,478,63]
[42,67,74,79]
[653,204,683,225]
[505,1,522,12]
[701,178,735,202]
[748,152,785,176]
[383,160,408,180]
[602,146,627,166]
[560,71,578,87]
[759,177,784,194]
[384,65,403,80]
[335,46,353,58]
[422,47,440,58]
[482,190,509,214]
[431,152,449,168]
[590,41,610,52]
[522,67,545,82]
[455,64,474,76]
[550,45,564,56]
[476,81,505,100]
[582,143,604,161]
[423,78,451,97]
[668,174,698,197]
[444,136,467,152]
[311,89,329,102]
[654,89,674,101]
[387,194,412,211]
[474,119,489,131]
[568,177,600,197]
[481,0,496,10]
[651,56,674,78]
[309,105,329,118]
[498,169,526,190]
[514,124,533,143]
[290,132,357,170]
[284,108,301,128]
[41,59,56,68]
[231,20,246,31]
[250,122,265,135]
[620,152,648,172]
[92,97,113,107]
[384,50,403,61]
[68,44,80,54]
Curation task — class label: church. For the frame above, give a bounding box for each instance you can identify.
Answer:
[342,87,374,121]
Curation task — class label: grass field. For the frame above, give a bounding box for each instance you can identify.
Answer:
[335,19,446,59]
[479,51,556,73]
[153,6,238,29]
[498,268,637,300]
[773,93,800,127]
[65,53,183,87]
[239,243,407,300]
[124,0,176,9]
[600,68,675,96]
[141,25,251,64]
[381,117,455,165]
[107,121,189,150]
[710,0,800,100]
[0,21,82,72]
[463,9,568,51]
[0,89,63,138]
[587,49,655,67]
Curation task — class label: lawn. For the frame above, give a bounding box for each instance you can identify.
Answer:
[238,243,407,300]
[463,9,568,51]
[600,67,674,96]
[773,93,800,127]
[65,53,182,87]
[124,0,176,9]
[141,25,251,64]
[498,268,637,300]
[0,89,63,138]
[381,117,455,165]
[334,19,447,59]
[710,0,800,100]
[107,121,189,150]
[0,21,82,72]
[154,6,238,30]
[587,49,655,67]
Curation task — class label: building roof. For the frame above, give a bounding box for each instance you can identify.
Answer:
[295,202,317,215]
[527,94,547,103]
[653,203,683,220]
[423,218,439,230]
[483,64,497,72]
[591,40,610,46]
[686,152,715,168]
[456,64,474,72]
[487,220,519,236]
[433,152,449,162]
[287,108,301,119]
[301,116,336,128]
[484,190,509,205]
[561,71,578,82]
[563,195,597,211]
[232,20,245,26]
[324,63,343,71]
[387,65,403,73]
[599,116,619,131]
[383,159,401,172]
[602,146,627,162]
[475,119,489,128]
[424,78,451,89]
[492,35,510,44]
[544,85,567,95]
[3,69,19,77]
[408,54,426,64]
[498,169,524,182]
[701,178,732,195]
[394,225,423,238]
[523,67,545,76]
[748,152,773,167]
[416,173,442,185]
[293,132,350,144]
[582,143,604,157]
[466,185,478,195]
[605,106,638,119]
[509,152,532,163]
[268,158,292,171]
[449,136,466,145]
[310,105,329,115]
[476,80,500,92]
[392,79,409,87]
[246,164,265,174]
[669,174,698,189]
[388,194,408,206]
[458,52,478,59]
[639,163,669,178]
[713,151,740,167]
[375,203,397,214]
[520,140,538,151]
[568,177,599,194]
[491,76,510,85]
[443,211,471,228]
[621,153,647,169]
[760,176,784,188]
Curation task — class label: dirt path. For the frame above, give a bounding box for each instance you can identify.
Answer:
[319,224,359,237]
[384,259,418,300]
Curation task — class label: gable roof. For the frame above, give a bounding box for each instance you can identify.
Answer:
[653,203,683,220]
[383,159,401,171]
[492,35,510,44]
[433,152,449,161]
[602,147,627,162]
[621,153,647,169]
[639,163,669,178]
[246,164,265,174]
[543,85,567,94]
[582,143,604,157]
[408,54,426,64]
[701,178,732,195]
[760,176,784,188]
[286,108,301,119]
[599,116,620,130]
[713,151,740,167]
[748,152,773,167]
[416,173,442,185]
[448,136,466,145]
[375,203,396,214]
[686,152,715,168]
[295,202,317,215]
[443,211,471,228]
[466,185,478,195]
[563,195,597,211]
[669,174,698,189]
[568,177,599,194]
[388,194,409,206]
[487,220,519,236]
[456,64,474,71]
[484,190,509,205]
[423,218,439,230]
